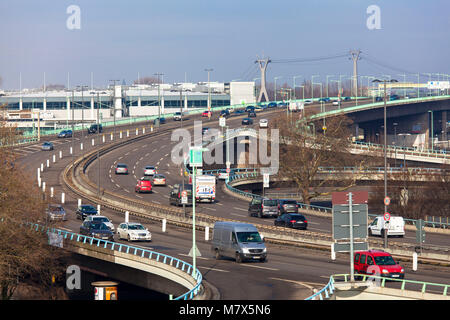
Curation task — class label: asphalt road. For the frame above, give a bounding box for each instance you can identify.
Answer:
[13,105,450,299]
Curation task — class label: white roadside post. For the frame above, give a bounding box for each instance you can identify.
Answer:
[37,168,40,181]
[127,130,129,137]
[331,243,336,260]
[70,146,73,155]
[125,211,129,223]
[50,187,54,198]
[59,150,62,159]
[53,154,56,163]
[413,252,418,271]
[111,133,113,141]
[120,131,122,139]
[80,142,83,151]
[61,192,65,204]
[102,135,105,143]
[97,204,101,215]
[205,226,210,241]
[143,127,146,134]
[92,139,94,146]
[38,177,42,188]
[42,182,46,193]
[162,219,167,232]
[136,128,138,135]
[41,163,44,172]
[46,159,50,168]
[78,199,82,207]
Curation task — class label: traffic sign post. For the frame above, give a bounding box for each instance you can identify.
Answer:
[383,212,390,248]
[263,173,269,197]
[332,191,369,282]
[415,219,425,253]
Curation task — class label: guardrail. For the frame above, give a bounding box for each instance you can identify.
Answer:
[34,223,203,300]
[307,273,449,300]
[224,170,450,229]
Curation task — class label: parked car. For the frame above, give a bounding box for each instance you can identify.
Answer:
[135,177,152,193]
[58,130,73,138]
[242,118,253,125]
[117,222,152,242]
[144,166,157,176]
[46,204,67,221]
[277,199,299,215]
[152,174,166,186]
[169,183,193,206]
[211,221,267,263]
[115,163,128,175]
[76,204,98,220]
[87,124,103,134]
[84,215,115,232]
[41,142,54,151]
[248,198,278,218]
[368,216,405,237]
[80,221,114,242]
[354,250,405,279]
[259,119,268,128]
[274,213,308,230]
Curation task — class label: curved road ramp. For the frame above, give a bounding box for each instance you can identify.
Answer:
[306,274,449,300]
[44,225,206,300]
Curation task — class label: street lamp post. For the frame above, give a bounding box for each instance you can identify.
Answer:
[109,80,120,136]
[311,75,319,100]
[154,73,164,126]
[326,75,334,98]
[205,68,213,119]
[393,122,398,167]
[274,76,282,101]
[372,78,398,249]
[428,110,434,152]
[293,75,302,100]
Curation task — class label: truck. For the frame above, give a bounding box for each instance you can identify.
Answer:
[288,101,304,113]
[194,174,216,203]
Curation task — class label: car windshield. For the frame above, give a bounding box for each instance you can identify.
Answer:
[128,224,145,230]
[236,231,262,243]
[82,205,96,212]
[289,214,305,221]
[92,223,109,230]
[93,217,109,223]
[146,166,155,169]
[154,175,164,179]
[282,200,297,205]
[117,164,127,168]
[374,255,396,266]
[49,206,63,212]
[263,200,277,206]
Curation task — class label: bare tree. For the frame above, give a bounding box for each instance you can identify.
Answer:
[0,112,68,299]
[273,112,371,204]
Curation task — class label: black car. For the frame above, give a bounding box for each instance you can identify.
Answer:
[248,111,257,117]
[76,204,98,220]
[274,213,308,229]
[87,124,103,134]
[242,118,253,125]
[267,102,277,108]
[80,221,114,242]
[58,130,73,138]
[153,117,166,125]
[277,199,299,215]
[245,106,255,112]
[220,110,230,118]
[169,183,193,206]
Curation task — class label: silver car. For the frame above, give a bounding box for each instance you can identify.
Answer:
[115,163,128,174]
[46,204,67,221]
[41,142,54,151]
[84,215,115,232]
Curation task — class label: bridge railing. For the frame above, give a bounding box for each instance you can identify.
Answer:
[306,273,449,300]
[34,223,203,300]
[352,141,448,159]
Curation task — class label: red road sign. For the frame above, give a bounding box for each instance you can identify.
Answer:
[384,212,391,221]
[332,191,368,205]
[226,168,230,173]
[384,197,391,206]
[181,190,188,198]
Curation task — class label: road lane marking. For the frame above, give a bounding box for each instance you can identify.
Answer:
[115,184,121,188]
[197,266,229,273]
[230,213,246,217]
[241,264,278,271]
[233,207,247,212]
[178,253,210,260]
[269,277,317,290]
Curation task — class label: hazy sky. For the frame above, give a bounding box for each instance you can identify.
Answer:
[1,0,449,89]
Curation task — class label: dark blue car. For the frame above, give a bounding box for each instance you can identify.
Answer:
[58,130,73,138]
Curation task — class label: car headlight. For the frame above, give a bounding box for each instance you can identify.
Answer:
[262,248,267,253]
[241,248,250,254]
[382,269,389,274]
[400,268,404,273]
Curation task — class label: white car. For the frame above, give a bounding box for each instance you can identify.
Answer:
[144,166,157,176]
[117,222,152,242]
[332,100,340,106]
[259,119,268,128]
[304,99,313,104]
[368,216,405,237]
[84,215,115,232]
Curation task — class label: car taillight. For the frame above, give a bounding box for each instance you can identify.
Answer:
[304,220,307,223]
[290,220,297,223]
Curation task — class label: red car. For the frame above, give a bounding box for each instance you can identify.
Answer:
[354,250,404,279]
[202,111,212,117]
[135,179,152,193]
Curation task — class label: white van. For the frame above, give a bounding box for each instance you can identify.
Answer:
[211,222,267,263]
[368,216,405,237]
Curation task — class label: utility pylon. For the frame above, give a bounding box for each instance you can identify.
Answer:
[349,50,361,97]
[255,57,271,102]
